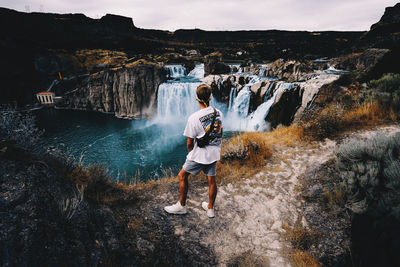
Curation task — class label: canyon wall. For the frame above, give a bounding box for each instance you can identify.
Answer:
[59,63,166,119]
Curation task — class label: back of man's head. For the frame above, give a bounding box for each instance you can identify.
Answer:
[196,84,212,103]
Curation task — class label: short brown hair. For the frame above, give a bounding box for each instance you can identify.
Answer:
[196,84,212,103]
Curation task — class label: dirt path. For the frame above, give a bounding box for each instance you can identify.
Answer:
[129,125,400,266]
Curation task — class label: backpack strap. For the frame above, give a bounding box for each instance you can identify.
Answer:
[204,107,217,139]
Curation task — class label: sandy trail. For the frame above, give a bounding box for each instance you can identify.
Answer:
[150,125,400,266]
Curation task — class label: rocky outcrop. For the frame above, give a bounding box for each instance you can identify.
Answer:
[202,72,336,128]
[59,62,167,119]
[266,84,303,128]
[204,52,231,76]
[363,3,400,48]
[0,145,136,266]
[263,59,315,81]
[333,48,390,72]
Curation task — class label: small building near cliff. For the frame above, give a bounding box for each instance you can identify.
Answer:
[36,92,55,105]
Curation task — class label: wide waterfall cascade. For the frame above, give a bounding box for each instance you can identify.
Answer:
[35,64,340,181]
[158,63,338,133]
[165,64,187,78]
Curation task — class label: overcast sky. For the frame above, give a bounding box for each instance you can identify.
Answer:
[1,0,398,31]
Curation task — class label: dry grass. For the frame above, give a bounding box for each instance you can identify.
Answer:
[343,101,387,125]
[65,164,138,205]
[218,126,304,184]
[75,49,128,68]
[227,251,270,267]
[292,250,321,267]
[222,132,273,164]
[322,186,347,208]
[128,217,143,231]
[305,100,398,139]
[282,222,321,267]
[282,222,318,251]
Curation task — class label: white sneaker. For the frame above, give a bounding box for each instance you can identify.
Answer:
[202,201,215,218]
[164,201,187,215]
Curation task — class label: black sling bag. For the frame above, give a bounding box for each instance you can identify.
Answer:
[196,107,217,148]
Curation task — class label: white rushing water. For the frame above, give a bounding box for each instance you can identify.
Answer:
[157,63,338,132]
[165,64,187,78]
[157,81,201,122]
[187,63,205,79]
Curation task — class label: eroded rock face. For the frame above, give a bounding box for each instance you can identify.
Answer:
[266,83,303,128]
[333,48,390,72]
[60,64,167,119]
[203,72,337,129]
[363,3,400,48]
[264,59,315,81]
[204,52,231,76]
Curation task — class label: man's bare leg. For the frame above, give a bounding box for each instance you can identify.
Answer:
[178,168,190,206]
[207,176,217,209]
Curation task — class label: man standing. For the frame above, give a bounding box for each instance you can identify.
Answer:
[164,84,223,218]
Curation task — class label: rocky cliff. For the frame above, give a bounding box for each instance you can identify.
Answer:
[363,3,400,48]
[59,62,166,119]
[262,59,316,82]
[202,65,338,129]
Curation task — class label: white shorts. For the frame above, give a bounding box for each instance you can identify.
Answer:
[183,159,217,176]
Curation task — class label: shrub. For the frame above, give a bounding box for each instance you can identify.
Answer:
[336,132,400,216]
[282,223,318,251]
[368,74,400,110]
[368,74,400,94]
[304,100,398,140]
[226,251,269,267]
[292,250,321,267]
[303,104,344,139]
[218,126,303,183]
[222,132,271,164]
[0,111,43,148]
[336,132,400,266]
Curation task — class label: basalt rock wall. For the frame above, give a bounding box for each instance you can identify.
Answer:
[60,64,166,119]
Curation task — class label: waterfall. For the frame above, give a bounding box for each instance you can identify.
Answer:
[263,82,276,102]
[228,87,237,110]
[258,66,266,77]
[156,63,303,133]
[246,83,294,131]
[165,64,187,78]
[157,81,200,122]
[231,87,251,117]
[227,63,241,73]
[188,64,205,79]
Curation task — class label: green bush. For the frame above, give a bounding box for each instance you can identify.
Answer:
[369,74,400,93]
[336,132,400,217]
[368,74,400,110]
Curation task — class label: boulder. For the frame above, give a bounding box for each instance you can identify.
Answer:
[266,83,303,127]
[202,74,239,104]
[264,59,314,81]
[204,52,231,76]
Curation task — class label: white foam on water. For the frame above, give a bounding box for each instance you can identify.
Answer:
[165,64,187,78]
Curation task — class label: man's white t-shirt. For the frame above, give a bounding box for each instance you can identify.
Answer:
[183,106,223,164]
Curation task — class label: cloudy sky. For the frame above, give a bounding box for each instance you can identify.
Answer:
[2,0,398,31]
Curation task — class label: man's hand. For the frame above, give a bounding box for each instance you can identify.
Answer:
[187,138,194,152]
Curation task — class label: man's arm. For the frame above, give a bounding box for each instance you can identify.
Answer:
[187,137,194,152]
